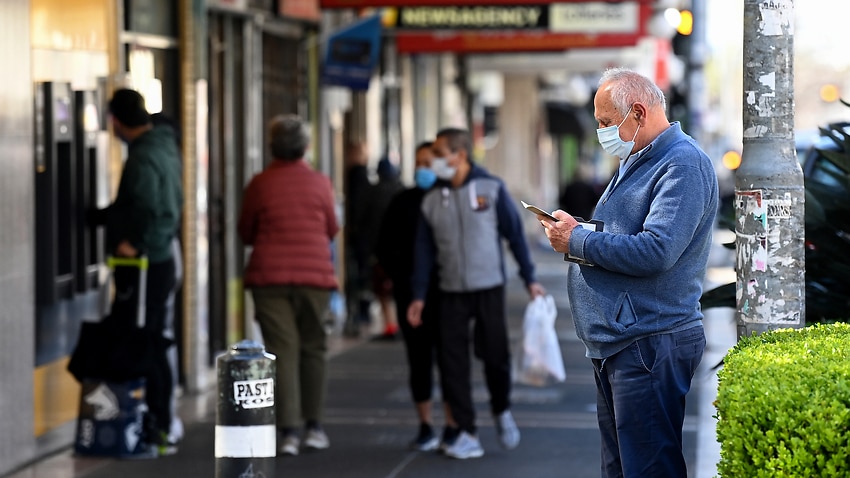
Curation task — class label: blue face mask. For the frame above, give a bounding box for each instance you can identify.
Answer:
[414,167,437,189]
[596,106,640,160]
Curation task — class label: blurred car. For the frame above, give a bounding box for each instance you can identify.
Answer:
[799,121,850,322]
[796,128,822,164]
[801,121,850,190]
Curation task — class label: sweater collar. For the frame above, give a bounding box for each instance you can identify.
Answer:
[625,122,682,168]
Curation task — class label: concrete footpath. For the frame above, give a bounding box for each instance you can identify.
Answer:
[8,231,736,478]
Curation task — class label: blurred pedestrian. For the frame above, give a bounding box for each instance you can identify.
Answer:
[150,111,185,446]
[343,140,373,336]
[238,114,339,456]
[364,156,405,338]
[375,142,456,450]
[104,88,183,455]
[538,67,718,477]
[558,163,601,220]
[407,128,546,459]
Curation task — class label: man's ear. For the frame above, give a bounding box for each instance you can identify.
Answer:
[633,103,647,125]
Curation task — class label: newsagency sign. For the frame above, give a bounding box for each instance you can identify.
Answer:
[394,3,638,31]
[386,2,649,53]
[320,0,652,7]
[396,6,547,29]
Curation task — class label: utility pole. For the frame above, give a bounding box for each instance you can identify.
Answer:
[687,0,707,145]
[381,36,401,165]
[735,0,805,338]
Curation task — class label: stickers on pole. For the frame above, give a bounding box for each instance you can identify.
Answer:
[233,378,274,409]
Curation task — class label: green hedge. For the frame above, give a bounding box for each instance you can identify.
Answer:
[715,323,850,477]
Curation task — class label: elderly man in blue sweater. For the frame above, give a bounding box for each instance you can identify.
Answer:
[539,68,718,477]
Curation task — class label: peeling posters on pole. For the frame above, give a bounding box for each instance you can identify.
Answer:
[737,190,768,273]
[735,189,799,324]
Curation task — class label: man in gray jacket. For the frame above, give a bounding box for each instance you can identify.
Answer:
[407,127,545,459]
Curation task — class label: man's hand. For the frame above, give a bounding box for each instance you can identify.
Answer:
[527,282,546,298]
[539,210,579,254]
[407,300,425,328]
[115,240,138,258]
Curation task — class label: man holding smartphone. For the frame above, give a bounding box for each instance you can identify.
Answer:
[538,68,717,478]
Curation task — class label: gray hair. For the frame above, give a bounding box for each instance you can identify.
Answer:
[269,114,310,161]
[598,68,667,116]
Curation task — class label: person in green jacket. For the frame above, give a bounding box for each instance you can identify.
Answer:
[104,88,183,455]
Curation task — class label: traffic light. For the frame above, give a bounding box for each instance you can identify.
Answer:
[669,8,693,128]
[671,9,693,58]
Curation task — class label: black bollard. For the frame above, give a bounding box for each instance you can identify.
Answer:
[215,340,276,478]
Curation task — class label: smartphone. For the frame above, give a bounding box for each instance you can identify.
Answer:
[520,201,559,222]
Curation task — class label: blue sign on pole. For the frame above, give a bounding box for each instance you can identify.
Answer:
[321,15,383,91]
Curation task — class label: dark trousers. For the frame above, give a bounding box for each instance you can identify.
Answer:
[112,257,177,437]
[395,286,442,403]
[438,286,511,434]
[592,326,705,478]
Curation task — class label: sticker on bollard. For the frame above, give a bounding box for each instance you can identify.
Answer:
[233,378,274,409]
[215,340,276,478]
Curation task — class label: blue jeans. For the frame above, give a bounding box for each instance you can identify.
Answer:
[591,326,705,478]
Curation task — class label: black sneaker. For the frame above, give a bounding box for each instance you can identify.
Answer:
[438,426,460,454]
[409,423,438,451]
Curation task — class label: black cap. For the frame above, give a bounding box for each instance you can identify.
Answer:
[377,157,398,179]
[109,88,151,127]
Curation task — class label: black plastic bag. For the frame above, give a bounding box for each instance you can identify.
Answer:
[67,314,153,383]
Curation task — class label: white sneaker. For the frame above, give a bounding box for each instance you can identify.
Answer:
[304,428,330,450]
[168,416,184,444]
[443,431,484,459]
[279,434,300,456]
[495,410,520,450]
[438,426,460,454]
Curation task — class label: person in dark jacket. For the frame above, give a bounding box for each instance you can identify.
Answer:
[238,114,339,457]
[105,88,183,455]
[343,140,373,336]
[407,128,546,459]
[150,111,185,446]
[375,142,456,451]
[363,156,405,338]
[558,164,601,221]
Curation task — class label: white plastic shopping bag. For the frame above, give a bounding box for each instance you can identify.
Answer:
[514,294,566,386]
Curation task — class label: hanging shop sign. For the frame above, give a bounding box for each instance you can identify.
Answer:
[389,2,651,53]
[321,15,383,91]
[393,5,547,29]
[320,0,652,7]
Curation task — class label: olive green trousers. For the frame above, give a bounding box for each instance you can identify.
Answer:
[251,285,330,429]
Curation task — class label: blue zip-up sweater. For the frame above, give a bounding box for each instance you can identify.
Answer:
[567,122,718,359]
[411,163,537,300]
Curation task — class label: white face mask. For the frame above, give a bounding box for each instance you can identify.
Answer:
[431,157,457,181]
[596,106,640,159]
